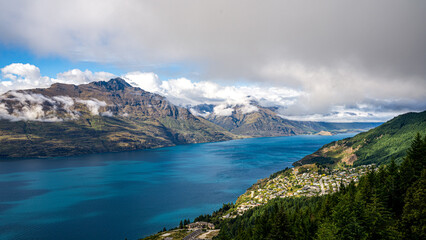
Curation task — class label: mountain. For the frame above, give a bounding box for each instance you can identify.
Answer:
[202,104,381,137]
[0,78,237,158]
[294,110,426,166]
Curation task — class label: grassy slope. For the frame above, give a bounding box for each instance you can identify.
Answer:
[294,111,426,166]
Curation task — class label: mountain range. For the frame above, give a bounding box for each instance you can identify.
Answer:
[0,78,236,158]
[202,104,381,137]
[0,78,380,159]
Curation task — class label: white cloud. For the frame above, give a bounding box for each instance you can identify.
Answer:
[123,72,301,117]
[0,63,53,92]
[212,104,234,117]
[56,69,115,85]
[101,110,114,117]
[52,96,75,109]
[0,91,77,122]
[123,72,161,93]
[0,1,425,122]
[0,63,116,93]
[188,108,210,118]
[0,90,109,122]
[1,63,424,122]
[76,99,107,115]
[261,61,426,118]
[240,104,258,115]
[282,107,407,123]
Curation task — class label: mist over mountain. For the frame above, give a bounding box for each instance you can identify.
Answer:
[189,103,382,137]
[0,78,383,159]
[0,78,236,158]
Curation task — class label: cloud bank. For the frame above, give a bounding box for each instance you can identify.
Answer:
[1,63,425,122]
[0,88,109,122]
[1,0,425,80]
[0,1,425,121]
[0,63,115,93]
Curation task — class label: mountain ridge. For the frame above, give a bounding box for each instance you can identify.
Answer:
[0,78,386,159]
[202,103,381,137]
[0,78,238,158]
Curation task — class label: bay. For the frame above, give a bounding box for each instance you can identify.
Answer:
[0,133,355,240]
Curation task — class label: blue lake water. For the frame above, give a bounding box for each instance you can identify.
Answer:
[0,133,355,240]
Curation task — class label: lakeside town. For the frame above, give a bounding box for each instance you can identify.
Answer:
[226,164,376,217]
[143,164,377,240]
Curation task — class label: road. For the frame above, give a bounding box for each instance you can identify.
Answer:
[183,229,203,240]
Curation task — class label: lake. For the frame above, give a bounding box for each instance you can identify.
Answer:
[0,133,355,240]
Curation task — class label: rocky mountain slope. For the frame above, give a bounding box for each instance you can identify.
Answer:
[293,110,426,166]
[0,78,237,158]
[204,104,381,137]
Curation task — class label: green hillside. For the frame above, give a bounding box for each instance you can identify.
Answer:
[294,111,426,166]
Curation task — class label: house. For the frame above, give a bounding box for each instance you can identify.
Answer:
[187,221,215,230]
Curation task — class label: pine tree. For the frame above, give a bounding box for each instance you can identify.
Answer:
[401,133,425,184]
[316,221,339,240]
[364,192,396,239]
[267,207,292,240]
[401,169,426,240]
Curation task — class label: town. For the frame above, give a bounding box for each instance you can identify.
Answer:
[142,164,378,239]
[226,164,376,217]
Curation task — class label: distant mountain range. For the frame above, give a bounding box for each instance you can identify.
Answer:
[0,78,381,159]
[294,110,426,166]
[195,103,381,137]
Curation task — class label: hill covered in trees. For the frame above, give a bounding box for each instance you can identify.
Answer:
[294,111,426,166]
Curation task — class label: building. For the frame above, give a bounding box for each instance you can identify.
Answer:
[187,221,215,230]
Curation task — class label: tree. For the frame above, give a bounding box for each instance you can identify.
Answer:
[401,169,426,240]
[398,133,426,215]
[364,193,397,239]
[316,221,339,240]
[400,133,426,185]
[267,207,292,240]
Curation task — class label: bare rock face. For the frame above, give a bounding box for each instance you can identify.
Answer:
[0,78,236,159]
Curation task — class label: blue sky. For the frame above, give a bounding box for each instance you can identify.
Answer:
[0,43,201,81]
[0,44,121,77]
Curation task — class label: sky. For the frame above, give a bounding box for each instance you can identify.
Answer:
[0,0,425,122]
